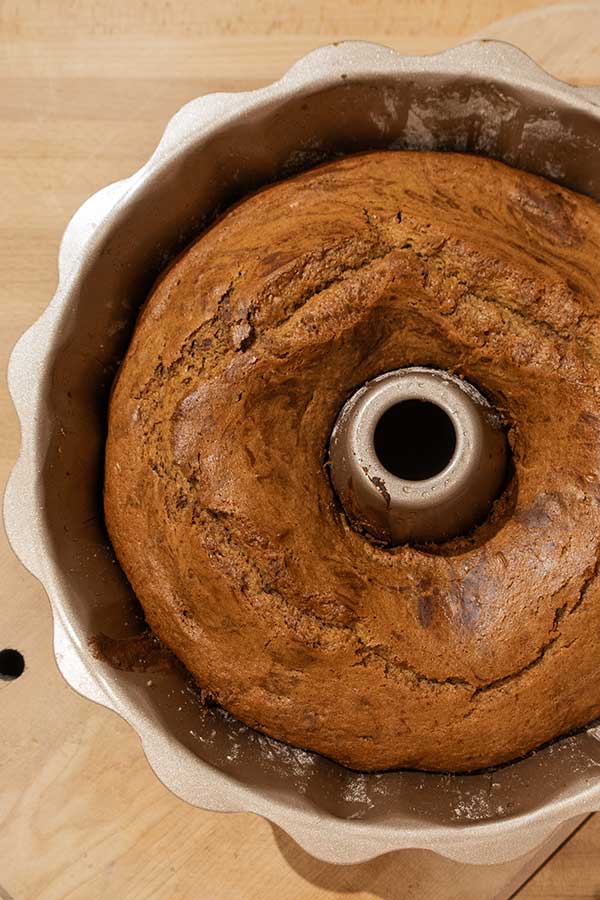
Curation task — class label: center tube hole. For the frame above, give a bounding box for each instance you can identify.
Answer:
[373,400,457,481]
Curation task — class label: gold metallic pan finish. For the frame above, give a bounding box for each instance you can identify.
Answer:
[5,41,600,864]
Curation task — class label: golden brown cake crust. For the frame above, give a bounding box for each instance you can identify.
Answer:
[105,151,600,772]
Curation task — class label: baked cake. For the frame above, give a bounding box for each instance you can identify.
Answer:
[105,151,600,772]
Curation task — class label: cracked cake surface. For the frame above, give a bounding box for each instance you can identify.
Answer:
[105,150,600,772]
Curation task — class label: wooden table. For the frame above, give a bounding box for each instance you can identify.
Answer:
[2,2,600,897]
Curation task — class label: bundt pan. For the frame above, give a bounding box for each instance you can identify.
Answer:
[5,39,600,865]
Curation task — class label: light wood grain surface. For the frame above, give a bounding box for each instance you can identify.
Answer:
[2,2,600,898]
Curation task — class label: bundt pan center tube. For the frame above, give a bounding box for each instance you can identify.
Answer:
[329,367,508,545]
[4,40,600,865]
